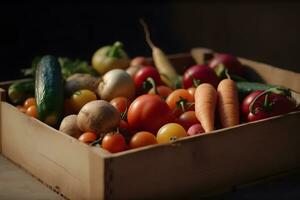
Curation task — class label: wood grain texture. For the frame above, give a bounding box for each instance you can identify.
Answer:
[105,112,300,199]
[0,102,110,200]
[239,57,300,93]
[0,155,64,200]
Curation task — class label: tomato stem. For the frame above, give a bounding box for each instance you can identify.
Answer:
[263,93,269,108]
[224,69,231,80]
[186,102,195,110]
[215,64,226,78]
[188,73,201,88]
[120,106,128,120]
[89,136,104,146]
[144,77,158,94]
[176,96,188,113]
[249,86,290,114]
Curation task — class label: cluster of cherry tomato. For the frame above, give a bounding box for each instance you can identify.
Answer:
[16,97,37,118]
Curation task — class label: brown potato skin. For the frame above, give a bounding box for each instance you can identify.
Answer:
[77,100,120,137]
[65,73,100,97]
[59,114,82,138]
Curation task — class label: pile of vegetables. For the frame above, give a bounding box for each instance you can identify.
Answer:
[7,25,300,154]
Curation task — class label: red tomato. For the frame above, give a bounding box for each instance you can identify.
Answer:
[26,105,38,118]
[127,94,174,134]
[130,131,157,149]
[242,89,296,122]
[110,97,130,114]
[148,85,173,99]
[182,65,219,89]
[241,90,264,119]
[78,132,97,144]
[102,132,127,153]
[119,119,133,139]
[134,66,162,94]
[166,89,194,117]
[247,111,273,122]
[177,111,199,130]
[119,119,129,130]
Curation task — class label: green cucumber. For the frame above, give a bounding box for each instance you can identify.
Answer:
[35,55,64,127]
[237,81,275,100]
[8,79,35,104]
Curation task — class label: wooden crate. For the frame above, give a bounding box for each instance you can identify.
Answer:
[1,49,300,200]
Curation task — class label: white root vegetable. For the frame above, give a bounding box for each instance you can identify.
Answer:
[140,19,179,88]
[97,69,135,101]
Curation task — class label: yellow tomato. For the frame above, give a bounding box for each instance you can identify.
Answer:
[156,123,188,144]
[70,89,97,113]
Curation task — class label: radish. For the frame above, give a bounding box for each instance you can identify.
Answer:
[209,53,244,78]
[182,64,219,89]
[187,123,205,136]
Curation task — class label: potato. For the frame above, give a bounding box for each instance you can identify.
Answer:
[77,100,120,137]
[59,115,82,138]
[65,73,100,97]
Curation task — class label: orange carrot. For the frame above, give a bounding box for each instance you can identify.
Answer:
[140,19,179,88]
[194,83,217,132]
[217,78,240,128]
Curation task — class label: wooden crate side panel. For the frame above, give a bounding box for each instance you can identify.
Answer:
[107,112,300,199]
[239,58,300,92]
[0,102,106,200]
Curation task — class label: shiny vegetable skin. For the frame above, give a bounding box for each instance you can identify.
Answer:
[35,55,64,127]
[8,79,34,104]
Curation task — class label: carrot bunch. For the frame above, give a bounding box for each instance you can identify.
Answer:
[195,76,240,133]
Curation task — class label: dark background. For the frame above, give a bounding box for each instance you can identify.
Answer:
[1,2,300,81]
